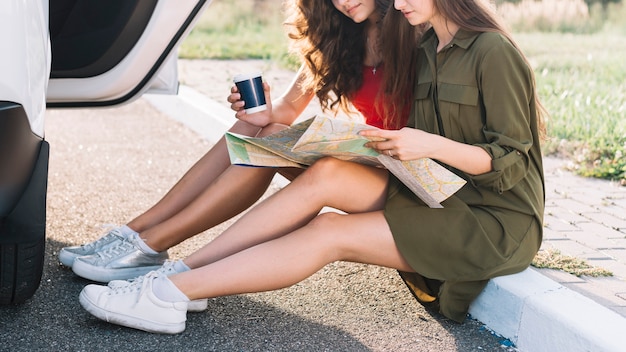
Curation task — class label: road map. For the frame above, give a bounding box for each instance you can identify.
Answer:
[225,116,466,208]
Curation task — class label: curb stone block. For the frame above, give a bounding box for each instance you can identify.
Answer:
[469,268,626,352]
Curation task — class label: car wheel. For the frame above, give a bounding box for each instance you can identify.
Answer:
[0,139,49,305]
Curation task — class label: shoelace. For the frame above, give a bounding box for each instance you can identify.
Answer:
[126,261,177,285]
[95,239,136,260]
[80,229,122,250]
[108,271,159,296]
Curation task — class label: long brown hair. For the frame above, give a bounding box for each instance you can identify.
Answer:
[284,0,418,129]
[432,0,547,138]
[380,9,423,129]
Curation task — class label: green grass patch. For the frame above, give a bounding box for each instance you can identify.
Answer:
[179,0,297,68]
[516,31,626,184]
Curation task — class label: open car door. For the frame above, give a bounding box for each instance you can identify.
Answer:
[47,0,211,107]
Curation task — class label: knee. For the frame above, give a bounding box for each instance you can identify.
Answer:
[306,211,346,255]
[308,211,343,229]
[301,157,346,184]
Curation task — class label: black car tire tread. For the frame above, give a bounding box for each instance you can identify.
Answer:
[0,238,45,304]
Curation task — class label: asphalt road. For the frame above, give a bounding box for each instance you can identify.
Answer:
[1,61,518,352]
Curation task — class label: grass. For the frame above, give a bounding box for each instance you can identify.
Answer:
[532,248,613,277]
[179,0,297,68]
[516,31,626,184]
[180,0,626,184]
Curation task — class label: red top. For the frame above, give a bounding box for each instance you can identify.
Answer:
[350,65,408,130]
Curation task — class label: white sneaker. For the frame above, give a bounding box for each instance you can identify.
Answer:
[79,272,187,334]
[72,234,168,283]
[58,227,127,267]
[109,262,208,312]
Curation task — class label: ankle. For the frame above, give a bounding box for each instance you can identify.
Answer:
[119,224,139,238]
[130,233,160,254]
[152,275,190,303]
[173,259,191,273]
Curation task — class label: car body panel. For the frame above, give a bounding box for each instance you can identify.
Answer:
[0,0,50,138]
[0,0,211,304]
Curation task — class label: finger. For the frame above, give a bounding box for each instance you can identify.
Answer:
[364,141,385,151]
[375,141,394,152]
[230,101,245,112]
[359,128,392,139]
[235,110,246,119]
[227,93,241,104]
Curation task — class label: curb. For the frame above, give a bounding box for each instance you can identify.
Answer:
[469,268,625,351]
[144,86,626,352]
[144,85,236,141]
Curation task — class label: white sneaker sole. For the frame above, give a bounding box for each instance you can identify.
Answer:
[73,262,164,283]
[188,299,208,312]
[79,289,185,334]
[58,249,80,267]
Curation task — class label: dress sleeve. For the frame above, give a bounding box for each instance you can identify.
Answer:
[468,35,536,194]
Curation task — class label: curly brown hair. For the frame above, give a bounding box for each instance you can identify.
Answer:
[284,0,420,129]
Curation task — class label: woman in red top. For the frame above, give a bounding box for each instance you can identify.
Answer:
[61,0,419,284]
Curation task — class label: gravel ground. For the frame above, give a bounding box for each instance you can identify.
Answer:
[1,59,517,352]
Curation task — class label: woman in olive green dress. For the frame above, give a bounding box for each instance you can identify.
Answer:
[77,0,546,333]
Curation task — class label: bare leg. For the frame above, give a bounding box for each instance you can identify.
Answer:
[129,125,298,252]
[139,164,295,251]
[175,211,413,300]
[126,120,261,233]
[182,157,393,269]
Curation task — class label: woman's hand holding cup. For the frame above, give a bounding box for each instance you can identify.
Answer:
[228,72,273,127]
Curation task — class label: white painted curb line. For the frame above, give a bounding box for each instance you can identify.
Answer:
[146,86,626,352]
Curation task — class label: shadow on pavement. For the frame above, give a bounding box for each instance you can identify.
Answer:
[1,239,370,352]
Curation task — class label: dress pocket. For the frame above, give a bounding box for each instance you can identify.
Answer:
[412,82,434,131]
[437,83,479,140]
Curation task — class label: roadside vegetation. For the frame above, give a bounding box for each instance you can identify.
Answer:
[532,248,613,277]
[180,0,626,186]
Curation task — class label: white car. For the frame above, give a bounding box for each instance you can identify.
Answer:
[0,0,211,304]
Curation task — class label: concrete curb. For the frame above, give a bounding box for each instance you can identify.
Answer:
[144,85,236,141]
[144,86,626,352]
[470,268,625,351]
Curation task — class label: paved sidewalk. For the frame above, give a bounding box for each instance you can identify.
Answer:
[540,156,626,317]
[148,59,626,351]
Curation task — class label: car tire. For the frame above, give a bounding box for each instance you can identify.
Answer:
[0,141,49,305]
[0,238,45,304]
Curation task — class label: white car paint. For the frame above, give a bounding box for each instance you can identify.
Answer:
[0,0,50,137]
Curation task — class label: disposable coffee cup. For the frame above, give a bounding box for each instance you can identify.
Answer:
[233,72,267,114]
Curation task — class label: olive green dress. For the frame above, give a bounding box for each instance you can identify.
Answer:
[384,29,545,322]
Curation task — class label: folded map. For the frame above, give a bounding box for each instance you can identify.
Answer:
[225,116,466,208]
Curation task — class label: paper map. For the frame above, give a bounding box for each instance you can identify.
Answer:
[225,116,467,208]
